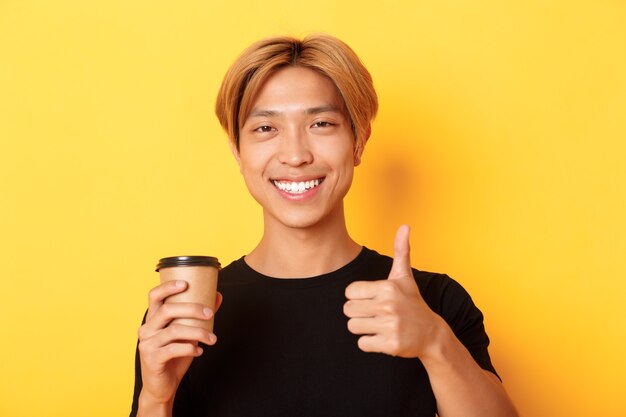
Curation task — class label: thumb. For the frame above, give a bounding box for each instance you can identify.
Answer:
[388,225,412,280]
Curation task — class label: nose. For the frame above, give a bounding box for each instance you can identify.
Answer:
[277,127,313,167]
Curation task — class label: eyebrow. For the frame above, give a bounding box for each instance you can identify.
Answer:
[247,109,280,119]
[246,105,343,121]
[306,105,342,115]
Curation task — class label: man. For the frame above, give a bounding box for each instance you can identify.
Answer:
[130,34,518,417]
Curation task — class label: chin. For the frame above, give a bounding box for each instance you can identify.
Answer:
[276,215,324,230]
[265,207,331,230]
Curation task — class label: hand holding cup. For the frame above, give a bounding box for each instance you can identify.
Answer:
[136,256,221,409]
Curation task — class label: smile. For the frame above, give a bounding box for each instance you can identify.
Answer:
[272,178,324,194]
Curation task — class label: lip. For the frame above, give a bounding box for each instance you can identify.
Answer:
[270,175,325,182]
[270,176,325,201]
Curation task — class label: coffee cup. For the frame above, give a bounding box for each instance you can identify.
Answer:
[156,256,220,331]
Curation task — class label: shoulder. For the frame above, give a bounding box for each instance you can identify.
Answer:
[361,246,454,288]
[216,256,257,287]
[362,247,475,314]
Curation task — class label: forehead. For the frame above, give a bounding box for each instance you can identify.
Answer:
[249,66,345,113]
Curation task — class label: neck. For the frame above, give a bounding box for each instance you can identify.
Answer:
[245,204,361,278]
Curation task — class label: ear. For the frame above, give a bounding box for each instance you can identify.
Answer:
[229,138,242,172]
[353,124,371,166]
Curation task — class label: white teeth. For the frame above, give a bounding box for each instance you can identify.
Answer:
[273,179,322,194]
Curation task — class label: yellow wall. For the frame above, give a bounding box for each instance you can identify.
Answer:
[1,1,624,415]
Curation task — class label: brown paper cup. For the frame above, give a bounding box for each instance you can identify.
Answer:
[156,256,220,331]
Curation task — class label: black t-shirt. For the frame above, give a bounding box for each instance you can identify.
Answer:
[131,247,497,417]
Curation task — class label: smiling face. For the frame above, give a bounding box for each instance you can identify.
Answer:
[232,66,363,231]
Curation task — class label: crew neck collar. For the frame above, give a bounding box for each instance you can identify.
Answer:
[234,246,375,288]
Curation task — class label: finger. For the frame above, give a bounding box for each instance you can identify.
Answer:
[143,323,216,348]
[346,317,384,335]
[356,334,387,354]
[215,291,223,312]
[343,299,377,318]
[146,302,214,332]
[149,341,205,364]
[388,225,412,280]
[345,280,381,300]
[147,280,188,320]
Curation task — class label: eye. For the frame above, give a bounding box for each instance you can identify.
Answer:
[311,121,334,128]
[254,125,275,133]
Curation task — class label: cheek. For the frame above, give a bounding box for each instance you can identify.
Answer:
[240,163,263,184]
[326,147,357,172]
[237,146,266,174]
[315,136,354,162]
[238,152,272,192]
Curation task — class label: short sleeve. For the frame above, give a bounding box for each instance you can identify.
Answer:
[416,272,500,379]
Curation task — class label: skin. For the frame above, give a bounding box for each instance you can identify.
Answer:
[231,66,364,277]
[136,66,518,417]
[136,281,222,416]
[344,225,519,417]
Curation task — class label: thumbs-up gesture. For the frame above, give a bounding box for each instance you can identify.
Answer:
[344,225,445,358]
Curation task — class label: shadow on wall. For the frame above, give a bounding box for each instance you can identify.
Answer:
[349,124,427,252]
[348,96,476,256]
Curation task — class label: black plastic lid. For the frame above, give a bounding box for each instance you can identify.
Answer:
[156,256,221,272]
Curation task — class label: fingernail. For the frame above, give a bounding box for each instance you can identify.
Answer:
[208,333,216,344]
[175,280,186,288]
[203,307,213,317]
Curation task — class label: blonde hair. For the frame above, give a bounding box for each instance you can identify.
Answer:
[215,34,378,157]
